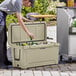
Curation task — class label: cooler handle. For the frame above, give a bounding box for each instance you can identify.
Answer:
[14,48,21,61]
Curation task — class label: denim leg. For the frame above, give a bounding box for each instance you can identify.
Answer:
[0,11,7,65]
[0,28,5,64]
[3,25,8,63]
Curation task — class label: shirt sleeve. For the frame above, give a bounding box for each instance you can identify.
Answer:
[12,0,22,13]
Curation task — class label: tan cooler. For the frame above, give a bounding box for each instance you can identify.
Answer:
[8,22,59,69]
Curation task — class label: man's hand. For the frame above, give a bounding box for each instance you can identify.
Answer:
[28,32,35,39]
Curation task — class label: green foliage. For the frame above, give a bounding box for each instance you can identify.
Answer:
[72,19,76,27]
[0,0,4,3]
[6,15,18,28]
[22,0,49,15]
[46,2,58,15]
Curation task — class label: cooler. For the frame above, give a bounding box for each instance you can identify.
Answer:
[8,22,59,69]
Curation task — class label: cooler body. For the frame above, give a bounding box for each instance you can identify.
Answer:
[11,43,59,68]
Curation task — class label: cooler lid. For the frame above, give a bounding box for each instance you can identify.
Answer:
[8,22,47,45]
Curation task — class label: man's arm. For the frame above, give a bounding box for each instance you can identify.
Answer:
[15,12,34,39]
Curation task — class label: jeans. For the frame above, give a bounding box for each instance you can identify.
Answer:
[0,11,8,65]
